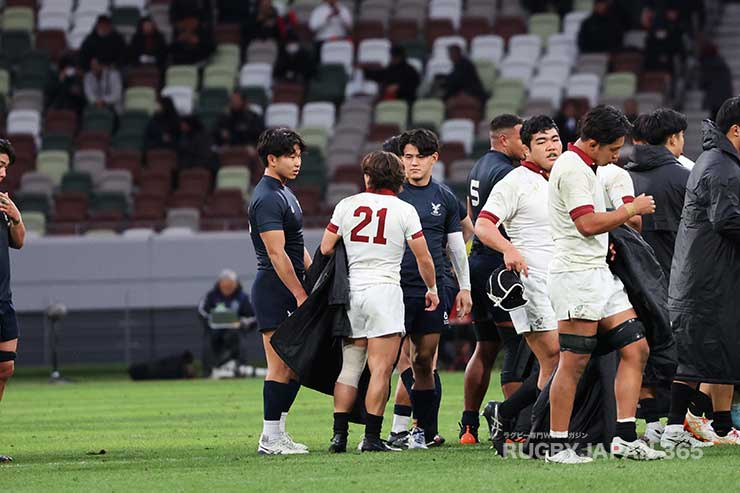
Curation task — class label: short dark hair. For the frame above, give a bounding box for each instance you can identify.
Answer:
[398,128,440,156]
[257,128,306,166]
[579,105,632,145]
[361,151,405,193]
[641,108,688,145]
[0,139,16,166]
[520,115,559,147]
[631,114,650,143]
[716,96,740,134]
[382,135,402,156]
[490,114,523,135]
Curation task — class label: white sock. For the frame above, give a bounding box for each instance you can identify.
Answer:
[280,412,288,433]
[617,417,636,423]
[263,420,281,440]
[550,430,568,439]
[392,414,411,434]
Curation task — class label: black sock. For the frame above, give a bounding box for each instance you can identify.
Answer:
[401,368,414,397]
[615,421,638,442]
[263,380,287,421]
[431,370,442,436]
[283,379,300,413]
[365,413,383,439]
[689,388,714,419]
[640,398,661,424]
[668,382,694,426]
[461,410,479,428]
[499,371,538,422]
[333,412,350,436]
[713,411,732,437]
[393,404,412,417]
[411,389,436,433]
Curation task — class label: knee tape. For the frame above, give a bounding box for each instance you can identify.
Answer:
[603,318,645,350]
[0,351,15,362]
[336,344,367,388]
[559,333,598,354]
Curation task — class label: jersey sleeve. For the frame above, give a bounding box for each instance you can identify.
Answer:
[606,167,635,208]
[252,193,286,233]
[560,166,596,221]
[327,199,345,235]
[403,205,424,240]
[457,199,467,220]
[479,179,517,226]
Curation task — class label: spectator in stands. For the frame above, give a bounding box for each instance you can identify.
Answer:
[554,99,579,146]
[214,92,265,150]
[577,0,623,54]
[177,116,216,171]
[217,0,254,24]
[84,58,123,114]
[444,45,487,105]
[127,17,168,71]
[273,33,315,83]
[47,55,86,116]
[252,0,281,41]
[145,97,181,151]
[643,7,685,73]
[170,0,213,31]
[699,42,733,120]
[79,15,126,70]
[363,45,421,105]
[521,0,573,16]
[198,269,256,378]
[169,15,215,65]
[309,0,352,50]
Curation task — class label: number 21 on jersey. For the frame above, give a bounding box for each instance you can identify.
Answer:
[350,206,387,244]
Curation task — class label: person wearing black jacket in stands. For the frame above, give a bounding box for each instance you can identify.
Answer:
[363,45,420,105]
[444,45,487,104]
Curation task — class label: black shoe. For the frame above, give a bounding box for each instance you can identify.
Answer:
[360,435,402,452]
[482,400,503,441]
[328,433,347,453]
[387,430,410,449]
[459,422,479,444]
[0,455,12,463]
[428,433,446,447]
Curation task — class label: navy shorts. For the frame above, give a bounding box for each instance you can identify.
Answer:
[403,292,448,335]
[0,300,19,342]
[469,253,511,332]
[251,270,299,332]
[444,285,459,314]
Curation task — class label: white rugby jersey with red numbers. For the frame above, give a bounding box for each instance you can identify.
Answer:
[327,189,423,290]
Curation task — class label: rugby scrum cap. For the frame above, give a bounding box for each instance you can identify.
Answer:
[486,266,528,311]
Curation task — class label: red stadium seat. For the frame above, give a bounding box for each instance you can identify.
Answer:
[108,149,143,182]
[353,20,385,44]
[272,82,305,105]
[439,142,466,166]
[168,190,206,209]
[460,16,493,42]
[389,20,419,45]
[76,131,111,153]
[493,16,527,43]
[44,109,78,138]
[145,148,177,173]
[127,66,161,89]
[639,71,671,93]
[177,168,212,196]
[426,19,456,46]
[36,30,68,63]
[368,123,401,142]
[54,193,89,223]
[611,51,644,74]
[215,23,242,45]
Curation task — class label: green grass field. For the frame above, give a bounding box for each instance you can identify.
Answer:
[1,368,737,492]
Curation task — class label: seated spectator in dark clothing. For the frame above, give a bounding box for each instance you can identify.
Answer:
[145,97,181,150]
[79,15,126,69]
[217,0,254,23]
[273,34,314,83]
[197,269,256,378]
[643,7,685,73]
[214,92,265,148]
[700,42,733,120]
[169,18,215,65]
[554,99,580,146]
[170,0,213,31]
[252,0,281,41]
[178,116,216,171]
[47,55,86,116]
[127,17,168,70]
[444,45,487,104]
[363,45,420,104]
[84,58,123,113]
[577,0,623,54]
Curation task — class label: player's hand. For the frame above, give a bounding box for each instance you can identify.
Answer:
[503,247,528,277]
[424,291,439,312]
[609,242,617,262]
[633,193,656,215]
[295,291,308,307]
[0,193,21,224]
[455,289,473,318]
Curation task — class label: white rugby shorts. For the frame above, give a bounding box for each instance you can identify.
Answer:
[509,267,557,335]
[347,284,405,338]
[548,267,632,322]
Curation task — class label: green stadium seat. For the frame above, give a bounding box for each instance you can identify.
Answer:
[0,69,9,97]
[0,31,32,65]
[203,65,236,92]
[61,171,94,196]
[298,127,329,157]
[36,150,70,186]
[198,88,230,113]
[91,191,129,216]
[486,99,521,121]
[306,64,347,105]
[212,43,240,69]
[603,72,638,98]
[240,86,268,109]
[166,65,199,90]
[491,78,525,110]
[14,191,51,218]
[22,210,46,235]
[399,39,428,62]
[574,0,594,11]
[411,99,445,130]
[124,87,157,115]
[111,132,144,150]
[83,107,116,134]
[528,13,560,43]
[216,166,251,196]
[42,134,73,153]
[111,7,141,30]
[118,111,150,137]
[472,139,490,158]
[2,7,34,33]
[375,100,408,130]
[474,60,497,93]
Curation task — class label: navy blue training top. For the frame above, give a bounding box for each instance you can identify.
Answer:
[467,150,515,256]
[248,175,305,274]
[399,179,461,296]
[0,214,12,301]
[444,199,468,290]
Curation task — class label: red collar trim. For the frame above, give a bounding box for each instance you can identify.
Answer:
[367,188,396,196]
[520,161,550,181]
[568,143,596,167]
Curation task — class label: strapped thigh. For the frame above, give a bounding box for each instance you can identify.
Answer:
[559,333,598,354]
[0,350,16,362]
[602,318,645,350]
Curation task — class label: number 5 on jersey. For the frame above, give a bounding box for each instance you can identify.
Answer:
[351,206,388,244]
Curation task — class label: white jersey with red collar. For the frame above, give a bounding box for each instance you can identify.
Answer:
[327,190,423,290]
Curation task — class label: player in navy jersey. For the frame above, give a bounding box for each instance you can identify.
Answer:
[249,128,313,455]
[393,129,473,448]
[460,114,529,444]
[0,139,25,463]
